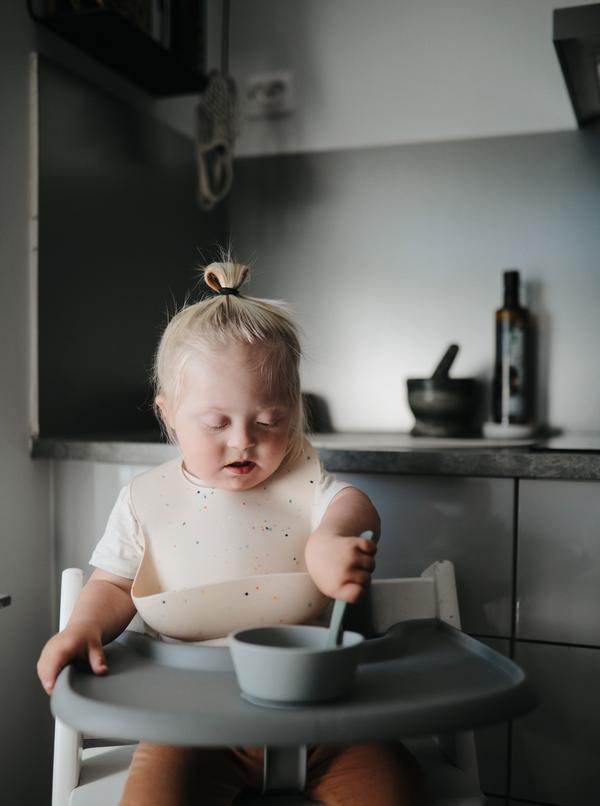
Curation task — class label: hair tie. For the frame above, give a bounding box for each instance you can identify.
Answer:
[218,287,240,296]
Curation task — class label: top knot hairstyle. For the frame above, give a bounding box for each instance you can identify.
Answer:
[153,260,305,463]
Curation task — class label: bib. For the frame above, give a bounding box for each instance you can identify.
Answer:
[130,442,330,640]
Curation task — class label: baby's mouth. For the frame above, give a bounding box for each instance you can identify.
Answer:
[224,460,256,475]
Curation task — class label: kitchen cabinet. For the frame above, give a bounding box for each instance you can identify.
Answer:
[510,479,600,806]
[473,638,511,799]
[517,479,600,645]
[28,1,206,96]
[511,641,600,806]
[336,472,600,804]
[337,473,514,637]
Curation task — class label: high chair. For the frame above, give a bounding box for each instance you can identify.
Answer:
[51,562,484,806]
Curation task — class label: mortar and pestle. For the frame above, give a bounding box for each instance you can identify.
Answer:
[406,344,480,437]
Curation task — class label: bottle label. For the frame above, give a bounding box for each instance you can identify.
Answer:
[497,320,527,421]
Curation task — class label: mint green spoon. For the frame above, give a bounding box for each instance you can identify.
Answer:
[326,530,375,648]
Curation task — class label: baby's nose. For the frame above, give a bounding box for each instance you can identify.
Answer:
[227,424,256,450]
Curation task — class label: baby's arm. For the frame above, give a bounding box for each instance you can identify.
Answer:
[305,487,380,603]
[36,568,136,695]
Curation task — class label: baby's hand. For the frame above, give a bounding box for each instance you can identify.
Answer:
[305,531,377,603]
[36,620,107,695]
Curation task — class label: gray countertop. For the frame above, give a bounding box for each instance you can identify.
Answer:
[30,431,600,481]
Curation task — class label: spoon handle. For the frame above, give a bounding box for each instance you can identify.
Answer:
[326,530,375,648]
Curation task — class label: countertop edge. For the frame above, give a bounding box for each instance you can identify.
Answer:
[30,436,600,481]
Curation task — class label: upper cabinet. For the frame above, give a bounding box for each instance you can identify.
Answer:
[553,3,600,127]
[27,0,206,96]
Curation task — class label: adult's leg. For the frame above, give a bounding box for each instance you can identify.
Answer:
[305,742,428,806]
[120,743,263,806]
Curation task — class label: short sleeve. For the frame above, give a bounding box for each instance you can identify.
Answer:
[89,485,144,579]
[311,458,352,531]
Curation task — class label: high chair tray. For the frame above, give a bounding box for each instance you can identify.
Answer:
[52,619,536,747]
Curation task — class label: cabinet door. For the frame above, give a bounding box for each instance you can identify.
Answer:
[511,641,600,806]
[517,479,600,645]
[336,474,514,636]
[474,638,510,799]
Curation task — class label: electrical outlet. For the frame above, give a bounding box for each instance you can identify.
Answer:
[245,71,294,118]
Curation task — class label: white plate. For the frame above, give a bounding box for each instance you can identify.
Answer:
[482,422,538,440]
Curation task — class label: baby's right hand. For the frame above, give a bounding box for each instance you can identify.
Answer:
[36,621,107,695]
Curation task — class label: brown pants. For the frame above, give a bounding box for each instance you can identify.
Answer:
[120,742,427,805]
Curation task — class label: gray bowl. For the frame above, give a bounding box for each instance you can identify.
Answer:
[229,625,364,706]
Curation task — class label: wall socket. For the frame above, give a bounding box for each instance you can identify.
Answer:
[245,71,294,118]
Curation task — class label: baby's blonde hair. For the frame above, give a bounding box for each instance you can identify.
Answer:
[153,260,305,463]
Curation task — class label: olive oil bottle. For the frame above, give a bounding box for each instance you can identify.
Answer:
[492,270,531,425]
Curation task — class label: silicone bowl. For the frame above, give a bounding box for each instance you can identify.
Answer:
[229,624,364,706]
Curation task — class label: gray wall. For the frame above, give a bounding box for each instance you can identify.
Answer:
[157,0,600,434]
[229,129,600,433]
[160,0,596,154]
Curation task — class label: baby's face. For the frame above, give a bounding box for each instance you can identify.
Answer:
[159,343,293,491]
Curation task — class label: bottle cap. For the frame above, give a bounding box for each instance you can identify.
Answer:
[503,270,520,305]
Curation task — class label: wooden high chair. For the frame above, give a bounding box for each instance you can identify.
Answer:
[51,562,484,806]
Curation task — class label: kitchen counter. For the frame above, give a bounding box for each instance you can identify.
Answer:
[31,431,600,481]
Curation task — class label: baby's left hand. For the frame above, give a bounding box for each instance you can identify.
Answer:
[305,531,377,603]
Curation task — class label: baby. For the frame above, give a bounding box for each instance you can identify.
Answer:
[37,261,424,805]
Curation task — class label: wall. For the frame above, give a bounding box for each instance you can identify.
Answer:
[213,0,600,434]
[229,128,600,433]
[159,0,597,156]
[155,3,600,434]
[230,0,584,156]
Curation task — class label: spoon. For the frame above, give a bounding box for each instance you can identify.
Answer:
[326,530,375,648]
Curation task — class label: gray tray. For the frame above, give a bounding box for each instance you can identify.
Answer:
[52,619,536,748]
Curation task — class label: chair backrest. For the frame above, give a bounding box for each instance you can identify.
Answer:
[344,559,461,639]
[370,560,461,633]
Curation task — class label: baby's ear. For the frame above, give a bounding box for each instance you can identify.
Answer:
[155,394,173,429]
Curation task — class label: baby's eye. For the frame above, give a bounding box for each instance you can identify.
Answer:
[257,419,279,428]
[203,421,228,431]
